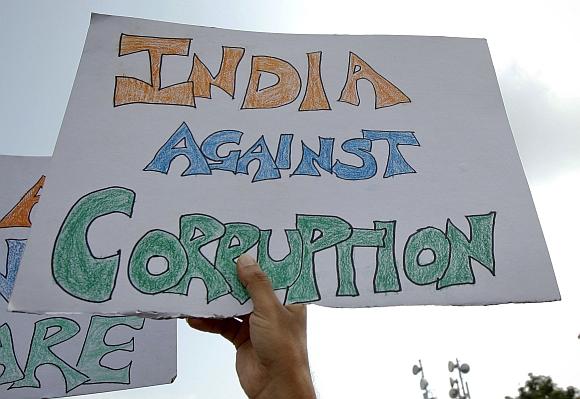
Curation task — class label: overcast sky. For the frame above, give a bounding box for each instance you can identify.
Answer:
[2,1,580,398]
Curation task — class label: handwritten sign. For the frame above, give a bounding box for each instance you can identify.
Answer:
[9,14,559,318]
[0,156,176,398]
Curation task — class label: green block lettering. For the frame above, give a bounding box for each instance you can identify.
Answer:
[52,187,135,302]
[169,214,230,302]
[257,229,303,290]
[404,227,450,286]
[336,228,384,296]
[77,316,145,384]
[373,221,400,293]
[215,223,260,304]
[11,318,89,392]
[286,215,352,304]
[438,212,496,289]
[0,323,23,384]
[128,230,187,294]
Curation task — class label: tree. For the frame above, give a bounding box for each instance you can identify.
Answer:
[506,374,580,399]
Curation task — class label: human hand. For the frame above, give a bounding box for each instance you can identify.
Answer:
[186,254,316,399]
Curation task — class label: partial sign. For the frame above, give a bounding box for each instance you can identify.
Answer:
[9,14,559,318]
[0,156,176,398]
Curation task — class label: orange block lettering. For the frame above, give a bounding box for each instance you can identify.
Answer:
[189,47,245,99]
[0,175,45,228]
[114,34,194,107]
[339,52,410,109]
[299,52,331,111]
[242,56,301,109]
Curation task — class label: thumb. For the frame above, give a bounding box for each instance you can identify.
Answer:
[237,254,282,315]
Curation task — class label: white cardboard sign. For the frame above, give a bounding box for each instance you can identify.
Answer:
[0,155,177,398]
[9,14,559,318]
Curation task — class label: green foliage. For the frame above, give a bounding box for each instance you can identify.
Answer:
[506,374,580,399]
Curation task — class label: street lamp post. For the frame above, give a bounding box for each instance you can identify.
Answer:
[448,359,471,399]
[412,360,437,399]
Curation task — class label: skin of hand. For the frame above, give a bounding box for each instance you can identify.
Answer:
[186,254,316,399]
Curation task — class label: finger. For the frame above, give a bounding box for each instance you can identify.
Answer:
[186,317,243,346]
[233,314,251,348]
[236,254,283,315]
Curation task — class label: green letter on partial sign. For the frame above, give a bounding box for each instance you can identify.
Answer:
[11,318,89,392]
[77,316,145,384]
[0,323,23,384]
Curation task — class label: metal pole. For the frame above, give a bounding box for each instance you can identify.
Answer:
[456,359,467,397]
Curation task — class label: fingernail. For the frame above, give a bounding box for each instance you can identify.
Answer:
[237,254,256,268]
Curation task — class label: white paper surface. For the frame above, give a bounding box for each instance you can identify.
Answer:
[0,155,177,398]
[9,14,559,318]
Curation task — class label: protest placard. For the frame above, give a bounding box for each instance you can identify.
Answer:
[9,14,559,318]
[1,155,176,398]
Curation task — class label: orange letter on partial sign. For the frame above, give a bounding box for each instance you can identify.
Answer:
[189,47,245,99]
[241,56,301,109]
[299,52,331,111]
[0,175,45,229]
[339,52,410,109]
[114,34,194,107]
